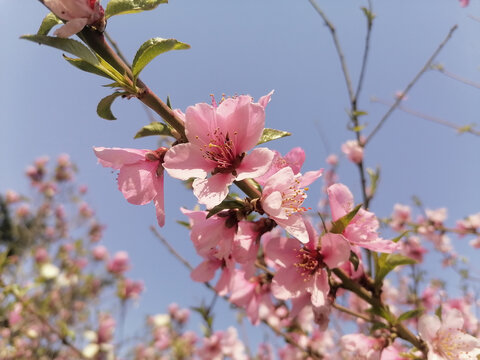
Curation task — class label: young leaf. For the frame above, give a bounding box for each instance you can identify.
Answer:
[257,128,291,145]
[330,204,362,234]
[63,55,113,79]
[132,38,190,78]
[105,0,168,18]
[375,253,416,285]
[37,13,62,36]
[21,35,99,66]
[397,309,423,323]
[97,92,126,120]
[134,122,173,139]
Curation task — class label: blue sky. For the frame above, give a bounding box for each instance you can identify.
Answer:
[2,0,480,350]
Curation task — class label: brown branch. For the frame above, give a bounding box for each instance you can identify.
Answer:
[434,65,480,90]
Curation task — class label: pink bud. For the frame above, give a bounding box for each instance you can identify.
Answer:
[107,251,130,274]
[92,245,108,261]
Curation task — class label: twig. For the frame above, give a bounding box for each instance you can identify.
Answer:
[434,65,480,90]
[332,303,371,322]
[371,97,480,136]
[365,25,458,144]
[355,0,374,102]
[150,226,194,271]
[308,0,355,103]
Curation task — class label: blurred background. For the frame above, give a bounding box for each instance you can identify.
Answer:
[1,0,480,347]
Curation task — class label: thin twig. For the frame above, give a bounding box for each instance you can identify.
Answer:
[104,31,131,67]
[150,226,194,271]
[371,97,480,136]
[332,303,371,322]
[355,0,374,102]
[365,25,458,144]
[434,65,480,90]
[308,0,355,103]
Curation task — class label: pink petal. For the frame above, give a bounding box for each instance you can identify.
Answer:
[163,143,212,180]
[263,167,295,195]
[321,233,351,268]
[352,237,400,253]
[310,271,329,307]
[117,161,158,205]
[190,259,221,282]
[217,96,266,152]
[185,103,217,147]
[271,267,305,300]
[54,18,89,38]
[262,191,284,218]
[298,169,324,188]
[327,183,355,220]
[275,214,309,244]
[192,173,235,208]
[93,147,147,170]
[257,90,274,108]
[441,308,465,331]
[283,147,306,174]
[153,175,165,227]
[418,314,441,342]
[235,148,275,180]
[264,236,301,268]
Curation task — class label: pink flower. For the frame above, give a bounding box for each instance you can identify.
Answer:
[43,0,105,38]
[255,147,306,186]
[163,93,275,208]
[120,279,144,300]
[92,245,108,261]
[418,308,480,360]
[460,0,470,7]
[94,147,167,227]
[261,167,323,243]
[265,220,350,310]
[339,333,384,360]
[327,183,400,253]
[341,140,364,164]
[107,251,130,274]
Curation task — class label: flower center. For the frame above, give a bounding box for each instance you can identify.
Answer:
[294,248,323,281]
[281,178,310,217]
[196,128,244,174]
[435,330,469,360]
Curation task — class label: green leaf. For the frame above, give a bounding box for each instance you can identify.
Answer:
[397,309,423,323]
[206,200,244,219]
[21,35,99,66]
[257,128,291,145]
[132,38,190,78]
[134,122,173,139]
[37,13,62,36]
[105,0,168,18]
[375,253,416,285]
[330,204,362,234]
[97,92,126,120]
[63,55,113,79]
[351,110,368,117]
[368,306,394,323]
[361,7,376,23]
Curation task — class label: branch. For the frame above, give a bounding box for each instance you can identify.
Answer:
[371,97,480,136]
[433,64,480,90]
[308,0,355,103]
[365,25,458,144]
[355,0,374,102]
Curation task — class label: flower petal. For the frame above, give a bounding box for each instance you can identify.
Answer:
[327,183,355,220]
[235,148,275,180]
[93,147,147,170]
[117,161,158,205]
[275,214,309,244]
[163,143,212,180]
[321,233,351,268]
[192,173,235,208]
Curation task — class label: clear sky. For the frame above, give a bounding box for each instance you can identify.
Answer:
[2,0,480,349]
